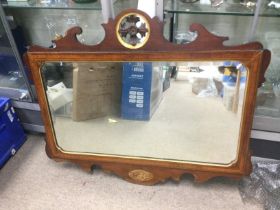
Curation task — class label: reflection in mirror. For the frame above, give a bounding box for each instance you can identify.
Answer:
[41,61,247,165]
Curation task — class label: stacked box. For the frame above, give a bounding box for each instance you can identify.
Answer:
[121,62,163,121]
[72,62,122,121]
[0,97,26,168]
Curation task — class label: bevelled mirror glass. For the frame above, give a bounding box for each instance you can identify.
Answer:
[41,60,247,165]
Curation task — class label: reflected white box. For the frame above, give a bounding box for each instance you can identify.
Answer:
[47,82,73,111]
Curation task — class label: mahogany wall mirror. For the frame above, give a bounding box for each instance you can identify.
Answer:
[26,9,270,185]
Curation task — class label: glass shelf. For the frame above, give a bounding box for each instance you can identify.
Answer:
[0,19,31,100]
[164,0,280,17]
[260,6,280,17]
[113,0,138,15]
[1,0,102,10]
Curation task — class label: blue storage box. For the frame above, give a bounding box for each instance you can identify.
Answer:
[121,62,163,121]
[0,97,26,168]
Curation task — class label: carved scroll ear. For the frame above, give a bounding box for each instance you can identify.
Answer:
[52,27,83,48]
[258,49,271,87]
[64,27,83,38]
[189,23,229,47]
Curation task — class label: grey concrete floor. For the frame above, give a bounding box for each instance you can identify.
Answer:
[0,135,262,210]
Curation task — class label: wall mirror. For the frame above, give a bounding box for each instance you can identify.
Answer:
[27,9,270,185]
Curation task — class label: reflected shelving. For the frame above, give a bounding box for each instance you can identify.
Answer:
[1,0,101,10]
[164,0,280,17]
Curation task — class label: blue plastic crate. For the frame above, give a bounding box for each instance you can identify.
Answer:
[0,97,26,168]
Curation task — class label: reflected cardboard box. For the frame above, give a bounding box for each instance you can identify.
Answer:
[72,62,122,121]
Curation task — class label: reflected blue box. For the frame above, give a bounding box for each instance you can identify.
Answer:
[223,61,247,86]
[121,62,163,121]
[0,97,26,168]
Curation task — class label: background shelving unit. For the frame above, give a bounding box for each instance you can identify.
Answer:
[0,0,279,157]
[1,0,101,10]
[0,4,43,132]
[164,0,280,159]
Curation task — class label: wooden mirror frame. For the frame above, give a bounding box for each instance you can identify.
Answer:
[26,9,271,185]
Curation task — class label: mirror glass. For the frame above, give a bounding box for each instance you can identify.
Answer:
[41,61,247,165]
